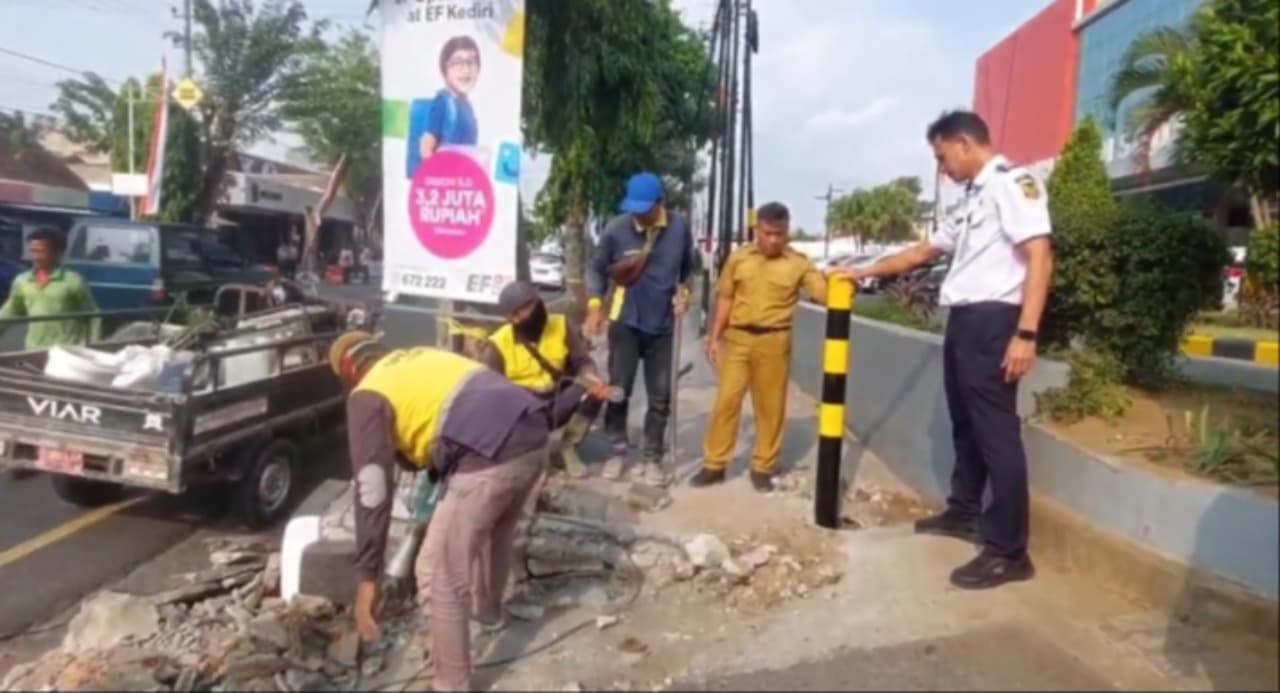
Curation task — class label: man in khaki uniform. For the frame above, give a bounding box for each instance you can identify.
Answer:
[691,202,827,492]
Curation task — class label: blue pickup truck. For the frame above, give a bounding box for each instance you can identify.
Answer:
[2,216,272,310]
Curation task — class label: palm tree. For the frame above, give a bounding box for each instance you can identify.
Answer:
[1107,24,1196,173]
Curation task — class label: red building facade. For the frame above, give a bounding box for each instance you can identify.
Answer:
[971,0,1102,167]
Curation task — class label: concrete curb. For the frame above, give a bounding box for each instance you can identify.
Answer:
[788,305,1279,634]
[280,479,350,604]
[1181,333,1279,367]
[1030,492,1279,641]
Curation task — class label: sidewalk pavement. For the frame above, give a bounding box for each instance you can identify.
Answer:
[356,318,1278,691]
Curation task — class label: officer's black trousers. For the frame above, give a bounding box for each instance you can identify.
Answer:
[942,302,1029,559]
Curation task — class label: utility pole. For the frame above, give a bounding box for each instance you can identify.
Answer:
[127,83,137,220]
[699,0,728,328]
[739,0,756,244]
[929,164,941,241]
[815,184,844,259]
[719,0,741,266]
[183,0,193,77]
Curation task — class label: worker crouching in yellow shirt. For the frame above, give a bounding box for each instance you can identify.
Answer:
[331,332,580,691]
[691,202,828,492]
[479,281,613,477]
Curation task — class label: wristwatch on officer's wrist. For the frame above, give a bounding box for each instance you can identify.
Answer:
[1015,329,1038,342]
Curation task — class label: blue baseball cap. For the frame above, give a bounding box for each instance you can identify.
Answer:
[618,172,664,214]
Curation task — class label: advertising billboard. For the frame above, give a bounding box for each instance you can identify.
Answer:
[379,0,526,304]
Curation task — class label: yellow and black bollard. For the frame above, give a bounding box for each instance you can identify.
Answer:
[815,275,853,529]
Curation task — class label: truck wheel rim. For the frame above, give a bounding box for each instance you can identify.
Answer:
[259,457,292,513]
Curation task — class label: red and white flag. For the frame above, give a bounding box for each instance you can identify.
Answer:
[140,58,169,216]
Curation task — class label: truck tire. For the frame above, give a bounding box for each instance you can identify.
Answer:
[51,476,124,507]
[235,438,299,530]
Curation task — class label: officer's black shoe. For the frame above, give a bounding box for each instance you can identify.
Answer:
[689,468,726,488]
[914,509,979,544]
[749,471,775,493]
[949,550,1035,590]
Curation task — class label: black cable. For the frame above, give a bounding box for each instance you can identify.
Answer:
[373,513,645,691]
[0,46,122,84]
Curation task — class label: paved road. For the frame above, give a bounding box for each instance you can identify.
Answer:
[0,280,566,642]
[0,283,382,641]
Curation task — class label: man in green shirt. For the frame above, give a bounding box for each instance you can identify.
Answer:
[0,227,100,350]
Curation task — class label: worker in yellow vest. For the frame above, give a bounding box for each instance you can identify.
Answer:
[330,332,573,692]
[480,281,612,478]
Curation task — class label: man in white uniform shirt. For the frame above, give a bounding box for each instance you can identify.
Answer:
[832,110,1054,590]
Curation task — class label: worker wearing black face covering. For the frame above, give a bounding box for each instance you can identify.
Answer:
[479,282,611,477]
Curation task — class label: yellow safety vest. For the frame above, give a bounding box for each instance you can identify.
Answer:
[355,347,482,469]
[488,314,570,393]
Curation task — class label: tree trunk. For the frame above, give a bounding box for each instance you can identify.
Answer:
[1250,193,1275,230]
[564,197,589,330]
[300,153,350,279]
[195,146,231,225]
[365,190,383,252]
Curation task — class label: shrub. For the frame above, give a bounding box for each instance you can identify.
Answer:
[1036,349,1132,423]
[885,279,937,323]
[1044,118,1119,350]
[853,293,937,333]
[1241,223,1279,329]
[1247,223,1279,288]
[1101,202,1229,386]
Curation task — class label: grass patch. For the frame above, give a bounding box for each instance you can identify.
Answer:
[1041,372,1279,489]
[852,297,941,333]
[1189,322,1279,342]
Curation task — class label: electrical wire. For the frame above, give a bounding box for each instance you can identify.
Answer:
[0,46,122,84]
[373,511,645,691]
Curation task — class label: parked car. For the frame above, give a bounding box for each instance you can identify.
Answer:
[530,252,565,290]
[62,217,240,311]
[849,249,901,293]
[0,256,22,305]
[167,226,274,286]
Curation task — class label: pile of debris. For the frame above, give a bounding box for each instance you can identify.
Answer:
[636,532,844,609]
[3,538,400,693]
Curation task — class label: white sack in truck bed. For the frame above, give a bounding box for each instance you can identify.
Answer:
[44,344,197,392]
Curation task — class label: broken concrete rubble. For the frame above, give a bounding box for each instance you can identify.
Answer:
[683,534,731,569]
[5,475,860,693]
[62,591,160,652]
[3,541,369,693]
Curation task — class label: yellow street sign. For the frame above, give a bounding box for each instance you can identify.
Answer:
[172,78,204,111]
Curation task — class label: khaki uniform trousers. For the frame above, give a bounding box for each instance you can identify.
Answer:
[701,329,791,474]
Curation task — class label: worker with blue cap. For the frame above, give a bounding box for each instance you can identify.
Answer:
[584,172,695,486]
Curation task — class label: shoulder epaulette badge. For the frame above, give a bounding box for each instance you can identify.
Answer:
[1014,173,1040,200]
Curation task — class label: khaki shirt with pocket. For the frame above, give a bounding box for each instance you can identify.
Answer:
[716,246,825,330]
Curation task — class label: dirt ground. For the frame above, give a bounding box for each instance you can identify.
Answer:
[1041,383,1279,494]
[360,465,937,692]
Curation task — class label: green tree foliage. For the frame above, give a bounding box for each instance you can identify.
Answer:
[1242,223,1278,328]
[172,0,321,223]
[1044,118,1118,349]
[0,111,46,160]
[49,73,117,156]
[524,0,715,314]
[155,110,202,224]
[52,70,201,223]
[279,28,381,266]
[1103,202,1228,386]
[1106,24,1195,171]
[1246,223,1279,292]
[111,76,169,174]
[1180,0,1280,227]
[51,73,166,173]
[828,177,922,248]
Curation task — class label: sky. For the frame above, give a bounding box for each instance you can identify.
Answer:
[0,0,1050,233]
